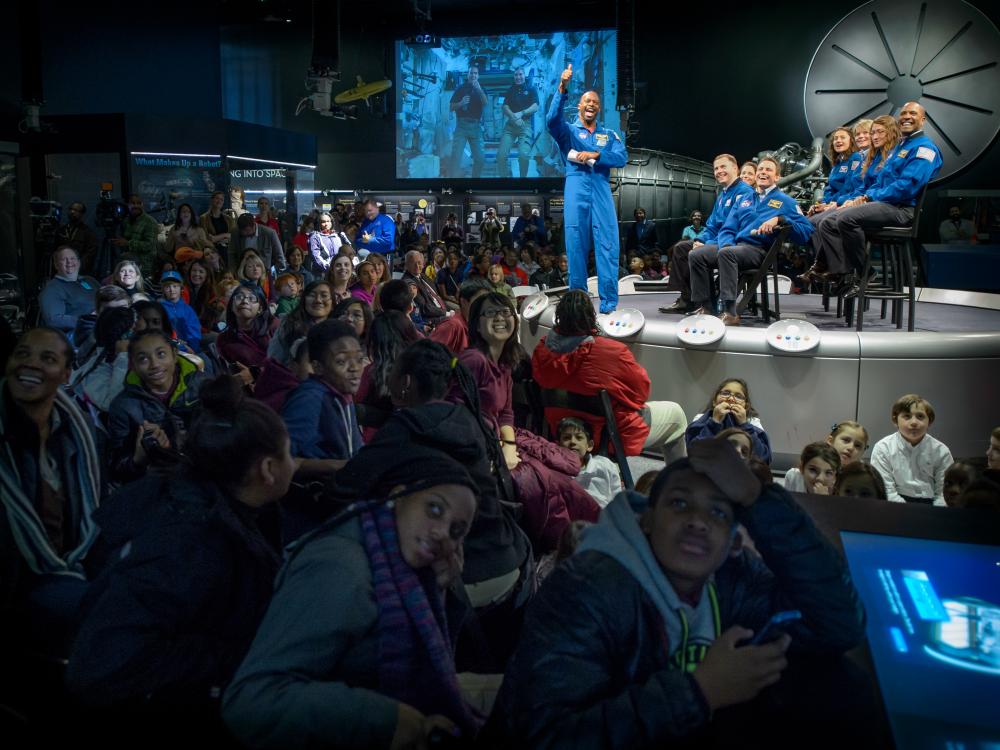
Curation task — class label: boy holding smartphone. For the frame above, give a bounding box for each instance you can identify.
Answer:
[490,438,866,748]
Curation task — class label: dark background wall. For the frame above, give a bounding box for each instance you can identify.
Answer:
[3,0,998,191]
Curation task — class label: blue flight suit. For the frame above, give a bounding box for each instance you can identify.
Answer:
[355,213,397,259]
[690,185,813,308]
[824,131,942,273]
[823,151,866,205]
[546,91,628,313]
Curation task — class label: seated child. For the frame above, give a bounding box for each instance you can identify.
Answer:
[870,393,953,505]
[488,263,516,303]
[784,421,868,491]
[557,417,623,508]
[717,426,755,462]
[783,442,840,495]
[943,461,981,507]
[274,272,301,316]
[158,271,201,352]
[627,256,645,276]
[686,378,772,463]
[834,462,888,500]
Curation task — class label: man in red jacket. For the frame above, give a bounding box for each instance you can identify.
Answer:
[532,290,687,462]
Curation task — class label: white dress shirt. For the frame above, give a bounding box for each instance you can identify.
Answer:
[575,454,623,508]
[870,431,953,506]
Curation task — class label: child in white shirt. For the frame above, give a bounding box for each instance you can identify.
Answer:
[557,417,622,508]
[870,394,953,506]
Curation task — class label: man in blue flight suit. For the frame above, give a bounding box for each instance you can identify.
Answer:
[355,198,396,265]
[816,101,942,295]
[661,154,755,313]
[547,64,628,314]
[689,157,813,326]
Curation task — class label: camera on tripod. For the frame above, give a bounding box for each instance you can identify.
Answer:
[95,183,128,230]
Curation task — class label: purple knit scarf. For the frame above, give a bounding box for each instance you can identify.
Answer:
[360,502,479,734]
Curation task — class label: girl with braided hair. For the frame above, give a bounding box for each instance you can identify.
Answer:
[532,289,688,463]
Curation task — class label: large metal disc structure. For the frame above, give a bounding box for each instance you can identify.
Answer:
[804,0,1000,181]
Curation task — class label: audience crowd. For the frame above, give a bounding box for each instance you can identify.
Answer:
[5,100,998,748]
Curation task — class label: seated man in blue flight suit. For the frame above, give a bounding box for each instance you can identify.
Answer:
[661,154,755,313]
[547,64,628,314]
[689,158,813,326]
[816,101,942,296]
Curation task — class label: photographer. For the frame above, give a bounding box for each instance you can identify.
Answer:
[106,329,208,483]
[480,207,504,253]
[441,213,464,246]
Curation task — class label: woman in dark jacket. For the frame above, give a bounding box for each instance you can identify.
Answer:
[66,376,294,740]
[216,281,279,375]
[106,329,209,482]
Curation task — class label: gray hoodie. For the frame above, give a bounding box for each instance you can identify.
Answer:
[577,492,719,669]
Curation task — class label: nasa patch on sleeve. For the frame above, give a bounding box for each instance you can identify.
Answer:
[916,146,936,162]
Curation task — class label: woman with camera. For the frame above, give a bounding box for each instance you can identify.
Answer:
[106,328,208,482]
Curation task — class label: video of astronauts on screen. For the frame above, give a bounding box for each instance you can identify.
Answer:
[395,30,617,180]
[841,532,1000,747]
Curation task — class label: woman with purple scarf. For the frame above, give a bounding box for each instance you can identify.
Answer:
[222,448,482,749]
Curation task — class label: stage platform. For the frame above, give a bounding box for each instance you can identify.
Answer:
[520,287,1000,471]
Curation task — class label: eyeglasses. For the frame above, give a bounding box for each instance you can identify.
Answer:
[718,390,746,402]
[482,308,515,320]
[306,292,332,301]
[232,293,260,304]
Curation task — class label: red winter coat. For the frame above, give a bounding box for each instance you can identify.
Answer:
[531,333,651,455]
[511,427,600,554]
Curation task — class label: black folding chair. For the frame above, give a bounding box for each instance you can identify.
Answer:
[736,227,790,324]
[539,387,635,490]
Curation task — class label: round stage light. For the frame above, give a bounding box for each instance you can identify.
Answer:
[675,313,727,346]
[597,308,645,338]
[765,319,822,352]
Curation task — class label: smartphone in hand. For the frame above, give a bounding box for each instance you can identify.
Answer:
[749,610,802,645]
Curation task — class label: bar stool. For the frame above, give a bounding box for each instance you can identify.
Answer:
[844,186,927,332]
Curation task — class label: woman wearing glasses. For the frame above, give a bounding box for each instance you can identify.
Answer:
[217,283,279,379]
[456,291,600,553]
[685,377,772,464]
